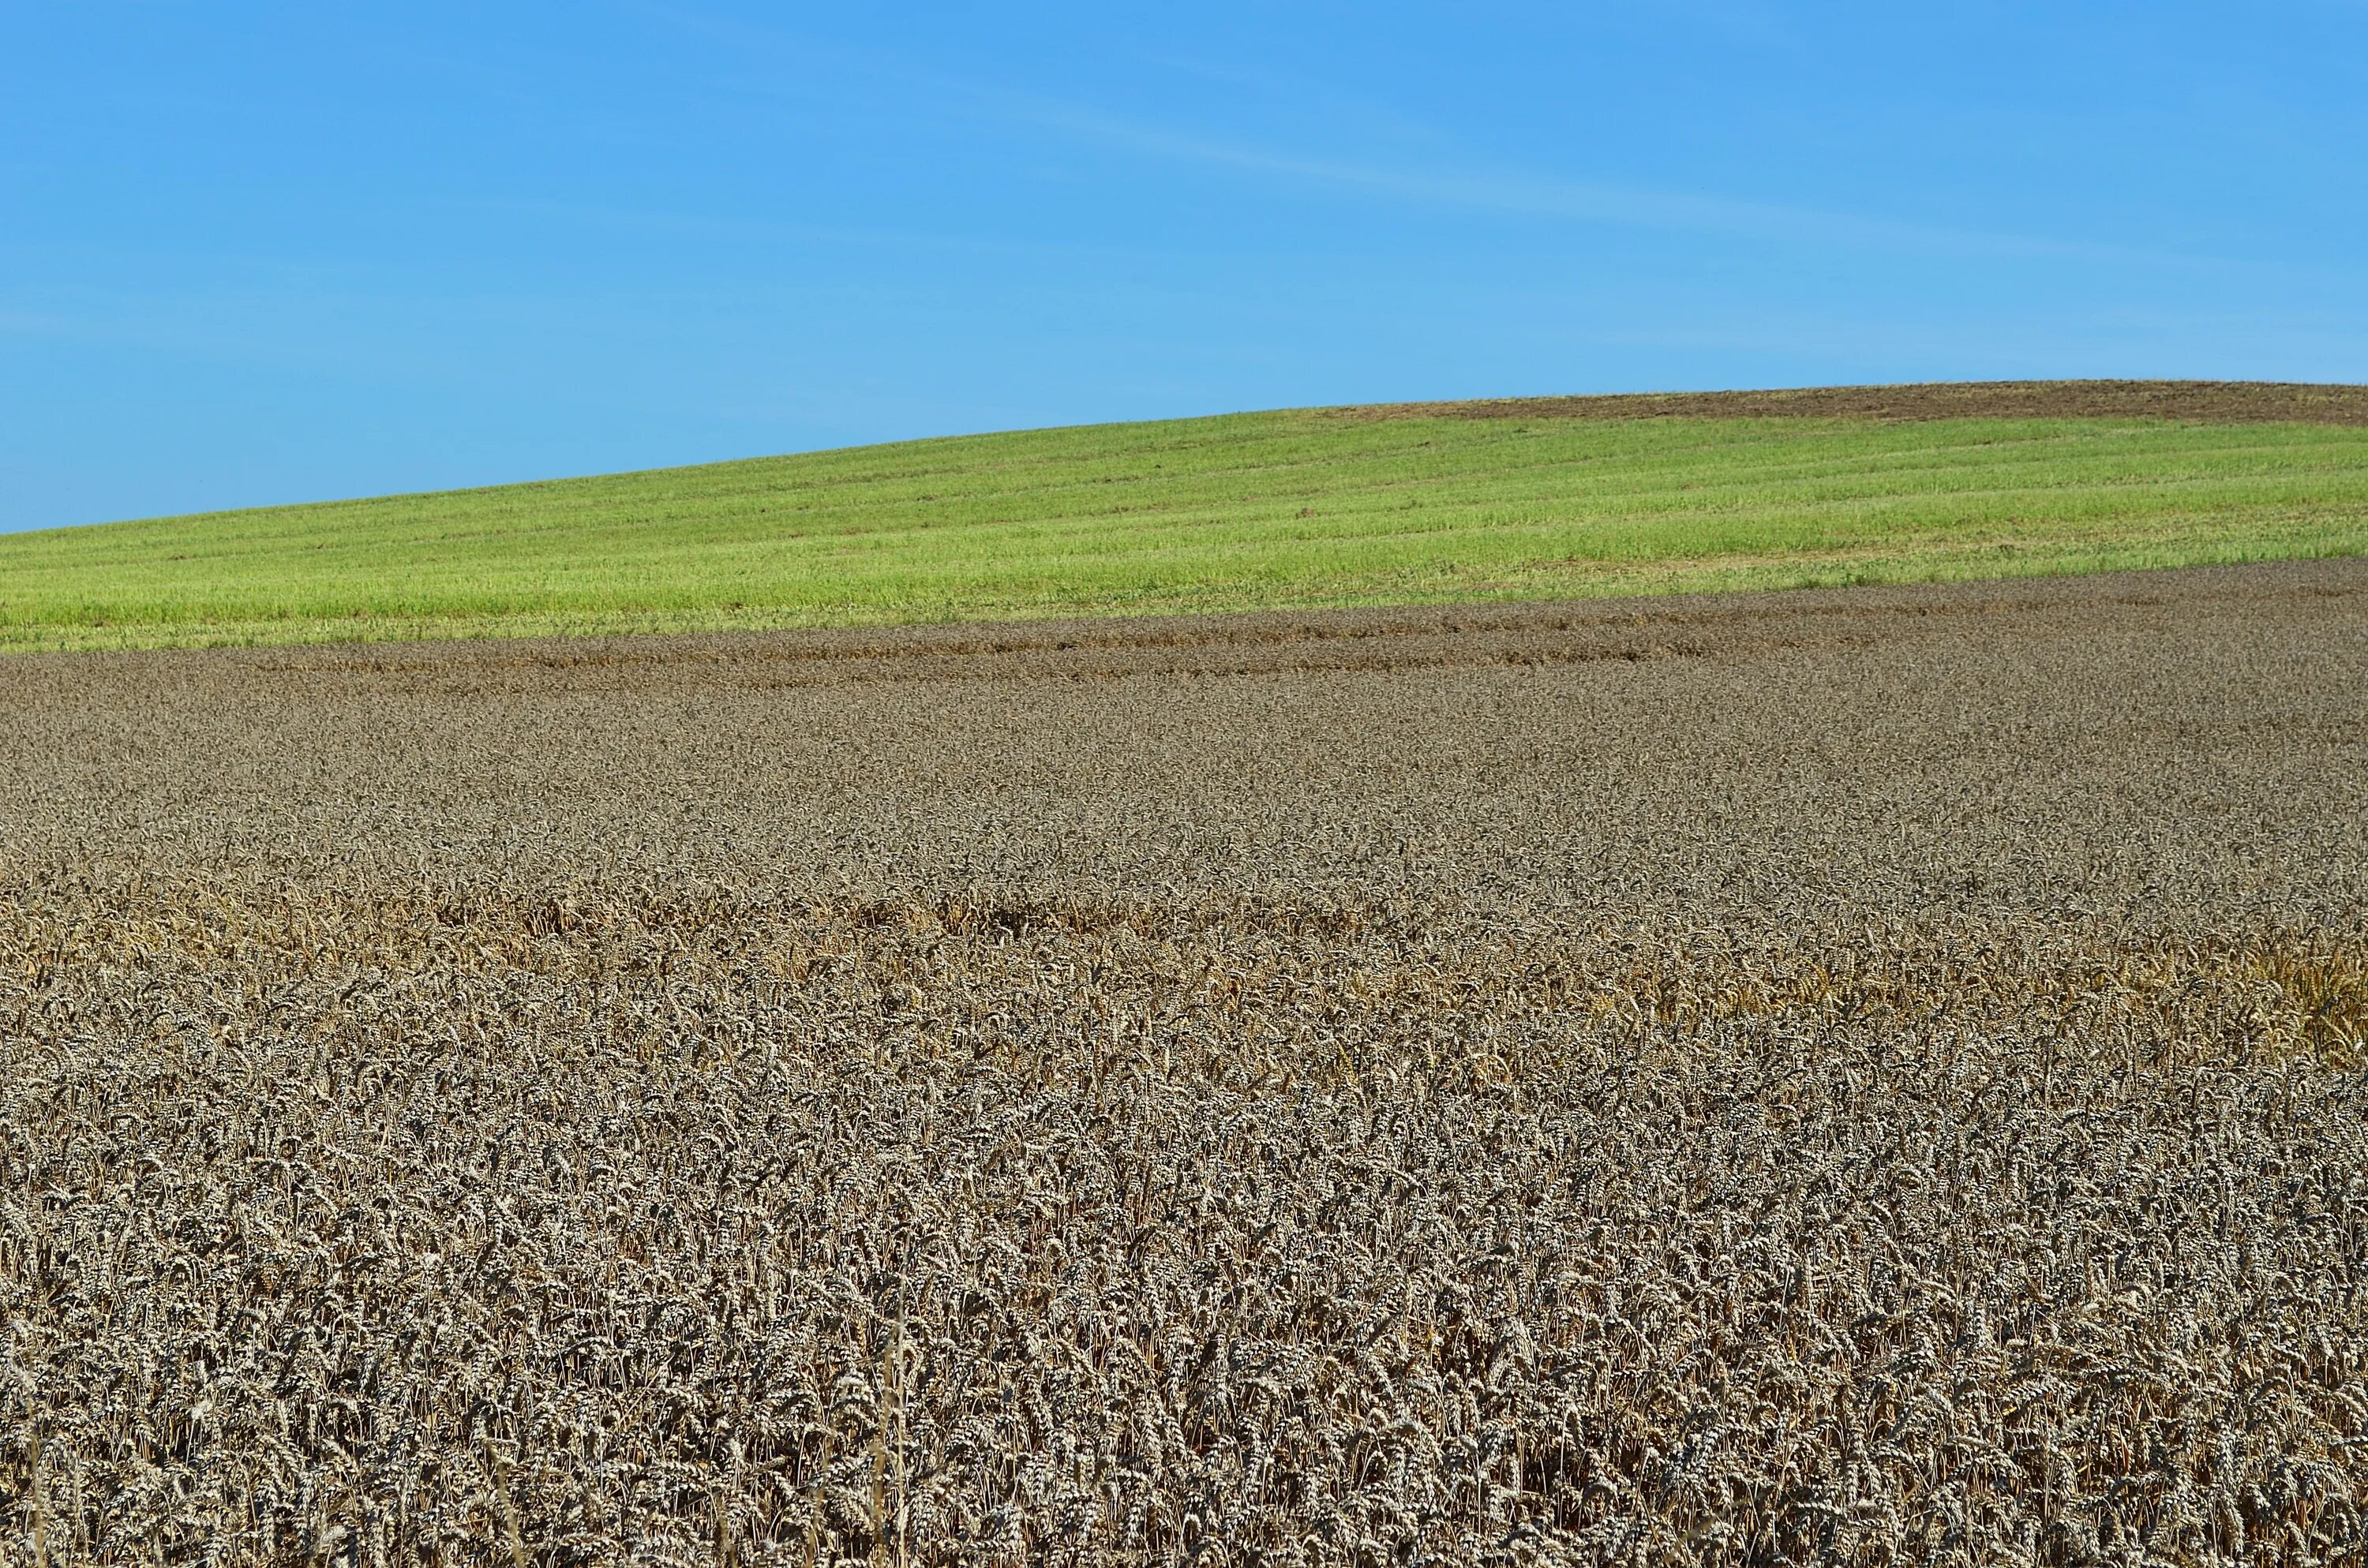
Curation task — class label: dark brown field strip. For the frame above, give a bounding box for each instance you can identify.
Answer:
[13,556,2359,699]
[1337,376,2368,424]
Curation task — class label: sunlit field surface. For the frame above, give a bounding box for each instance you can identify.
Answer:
[3,562,2365,1562]
[6,384,2367,651]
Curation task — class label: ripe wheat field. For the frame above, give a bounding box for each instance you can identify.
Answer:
[3,561,2366,1565]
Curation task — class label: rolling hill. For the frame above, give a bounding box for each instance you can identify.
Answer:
[5,379,2366,652]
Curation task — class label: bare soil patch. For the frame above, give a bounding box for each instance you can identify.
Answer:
[1340,376,2368,425]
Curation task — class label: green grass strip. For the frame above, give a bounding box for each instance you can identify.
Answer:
[5,410,2366,651]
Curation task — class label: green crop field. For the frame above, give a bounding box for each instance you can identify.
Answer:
[6,395,2368,652]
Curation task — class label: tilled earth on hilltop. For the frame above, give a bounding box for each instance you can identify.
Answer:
[1345,377,2368,424]
[3,560,2366,1566]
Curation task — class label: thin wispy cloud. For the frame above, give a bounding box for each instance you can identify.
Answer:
[633,4,2329,286]
[995,97,2255,276]
[388,49,2162,284]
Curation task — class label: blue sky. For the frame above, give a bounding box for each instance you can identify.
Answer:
[5,3,2365,532]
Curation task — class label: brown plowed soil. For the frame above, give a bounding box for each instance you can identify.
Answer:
[5,559,2366,1564]
[1340,376,2368,424]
